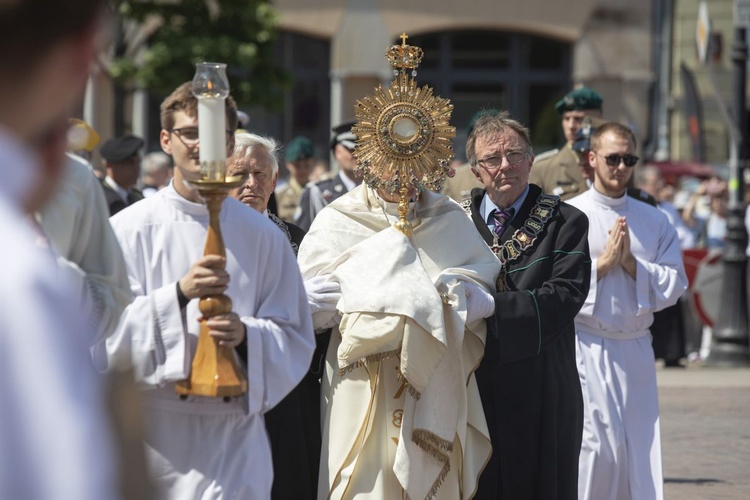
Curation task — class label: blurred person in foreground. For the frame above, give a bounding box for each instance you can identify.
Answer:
[567,122,687,499]
[95,82,315,499]
[462,111,591,499]
[0,0,120,499]
[228,132,320,499]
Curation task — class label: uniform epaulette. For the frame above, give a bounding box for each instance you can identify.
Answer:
[533,148,559,164]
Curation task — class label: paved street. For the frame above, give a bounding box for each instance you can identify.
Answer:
[658,366,750,499]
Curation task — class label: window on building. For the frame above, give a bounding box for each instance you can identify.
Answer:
[405,31,572,157]
[246,31,331,170]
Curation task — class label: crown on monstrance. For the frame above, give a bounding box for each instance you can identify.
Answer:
[352,33,456,237]
[385,33,424,70]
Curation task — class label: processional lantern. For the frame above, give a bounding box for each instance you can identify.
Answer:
[175,62,248,399]
[352,33,456,237]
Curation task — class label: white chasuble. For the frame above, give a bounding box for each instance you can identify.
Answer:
[298,185,500,500]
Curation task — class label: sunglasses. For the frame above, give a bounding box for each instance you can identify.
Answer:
[596,152,639,168]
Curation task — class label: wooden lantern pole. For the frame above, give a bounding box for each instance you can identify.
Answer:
[175,180,248,399]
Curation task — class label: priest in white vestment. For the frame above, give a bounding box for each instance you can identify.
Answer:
[299,184,500,500]
[567,123,687,500]
[95,82,316,499]
[1,2,118,498]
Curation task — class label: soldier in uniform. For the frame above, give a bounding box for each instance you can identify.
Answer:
[275,135,314,223]
[529,86,603,201]
[99,134,145,216]
[295,120,362,231]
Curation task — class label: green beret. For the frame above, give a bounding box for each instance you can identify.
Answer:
[285,136,314,162]
[555,87,603,114]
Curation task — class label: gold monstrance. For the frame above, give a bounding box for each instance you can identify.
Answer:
[352,33,456,236]
[175,62,248,399]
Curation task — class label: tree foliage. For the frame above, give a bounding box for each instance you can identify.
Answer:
[110,0,289,109]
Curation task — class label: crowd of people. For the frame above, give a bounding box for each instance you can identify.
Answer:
[3,1,736,499]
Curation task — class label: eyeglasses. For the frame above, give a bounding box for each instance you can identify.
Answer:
[169,127,234,145]
[595,152,639,168]
[473,151,527,169]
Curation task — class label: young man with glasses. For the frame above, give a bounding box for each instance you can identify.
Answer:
[461,111,591,499]
[567,122,687,500]
[96,81,315,499]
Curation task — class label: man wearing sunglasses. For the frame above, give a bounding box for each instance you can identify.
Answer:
[573,119,658,207]
[567,122,687,500]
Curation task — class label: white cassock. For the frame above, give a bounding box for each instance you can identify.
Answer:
[95,182,315,499]
[37,153,132,345]
[568,188,687,500]
[0,130,117,499]
[298,185,500,500]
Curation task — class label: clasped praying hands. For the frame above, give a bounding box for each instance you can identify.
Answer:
[597,216,636,279]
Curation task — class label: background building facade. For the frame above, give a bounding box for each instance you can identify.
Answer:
[85,0,747,171]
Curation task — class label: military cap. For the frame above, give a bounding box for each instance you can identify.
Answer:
[67,118,100,152]
[330,120,357,151]
[285,135,314,162]
[555,86,603,114]
[100,135,144,163]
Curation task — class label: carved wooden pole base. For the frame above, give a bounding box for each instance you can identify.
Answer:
[176,180,248,399]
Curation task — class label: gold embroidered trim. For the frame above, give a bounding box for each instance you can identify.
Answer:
[337,348,401,376]
[412,429,453,499]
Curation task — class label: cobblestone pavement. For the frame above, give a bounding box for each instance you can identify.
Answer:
[658,366,750,499]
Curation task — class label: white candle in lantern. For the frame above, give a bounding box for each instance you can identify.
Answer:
[197,97,226,180]
[192,62,230,181]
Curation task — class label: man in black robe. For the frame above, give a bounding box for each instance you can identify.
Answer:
[461,111,591,499]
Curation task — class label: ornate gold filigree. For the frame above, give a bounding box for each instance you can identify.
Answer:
[352,34,456,235]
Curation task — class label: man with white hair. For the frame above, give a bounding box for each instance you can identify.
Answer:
[0,0,119,498]
[140,151,172,197]
[228,132,321,500]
